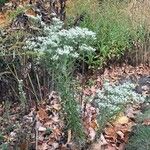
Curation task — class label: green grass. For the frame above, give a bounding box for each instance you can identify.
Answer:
[67,0,147,68]
[126,125,150,150]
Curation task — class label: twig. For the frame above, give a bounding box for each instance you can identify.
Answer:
[35,115,38,150]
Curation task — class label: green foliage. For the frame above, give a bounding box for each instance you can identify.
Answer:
[91,81,145,132]
[0,133,4,143]
[45,128,52,136]
[25,16,96,142]
[8,6,28,20]
[67,0,146,67]
[0,143,8,150]
[93,81,145,112]
[0,0,7,4]
[137,108,150,123]
[126,125,150,150]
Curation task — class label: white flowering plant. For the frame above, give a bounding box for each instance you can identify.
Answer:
[93,81,145,113]
[91,81,146,131]
[25,16,96,141]
[25,16,96,65]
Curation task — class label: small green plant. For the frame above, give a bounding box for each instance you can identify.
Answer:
[93,81,145,112]
[91,81,145,131]
[0,143,8,150]
[8,6,28,20]
[126,125,150,150]
[0,132,4,143]
[5,125,15,134]
[0,0,8,5]
[44,128,52,136]
[137,108,150,123]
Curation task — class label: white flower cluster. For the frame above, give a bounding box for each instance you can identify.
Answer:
[93,81,145,112]
[25,16,96,61]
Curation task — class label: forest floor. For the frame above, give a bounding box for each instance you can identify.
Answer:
[0,64,149,150]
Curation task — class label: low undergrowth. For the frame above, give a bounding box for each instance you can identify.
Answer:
[0,0,149,149]
[67,0,150,67]
[126,107,150,150]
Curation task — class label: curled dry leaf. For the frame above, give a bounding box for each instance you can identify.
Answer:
[38,142,49,150]
[38,126,46,132]
[116,131,124,139]
[52,104,61,111]
[114,116,129,125]
[0,13,8,27]
[100,133,108,146]
[142,119,150,125]
[105,127,116,138]
[37,107,49,121]
[89,127,96,141]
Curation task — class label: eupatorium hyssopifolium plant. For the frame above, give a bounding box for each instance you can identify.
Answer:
[91,81,146,130]
[93,81,145,113]
[25,16,96,63]
[25,15,96,141]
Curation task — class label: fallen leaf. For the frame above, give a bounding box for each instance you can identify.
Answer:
[26,8,37,17]
[52,142,59,149]
[19,140,29,150]
[125,107,135,119]
[100,133,108,145]
[89,134,107,150]
[52,104,61,111]
[89,127,96,141]
[90,120,99,129]
[116,131,124,139]
[118,142,125,150]
[106,145,116,150]
[105,127,116,137]
[114,116,129,125]
[0,13,8,27]
[38,126,46,132]
[83,88,91,96]
[90,85,97,95]
[89,141,103,150]
[37,107,48,121]
[38,143,49,150]
[143,119,150,125]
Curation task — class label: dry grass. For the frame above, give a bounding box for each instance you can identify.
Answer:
[126,0,150,28]
[125,0,150,65]
[66,0,100,20]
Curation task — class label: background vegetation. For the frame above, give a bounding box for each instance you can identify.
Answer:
[67,0,150,67]
[0,0,149,149]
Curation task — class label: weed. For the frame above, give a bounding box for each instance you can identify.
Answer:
[0,143,8,150]
[25,16,96,142]
[126,125,150,150]
[0,132,4,143]
[91,81,145,132]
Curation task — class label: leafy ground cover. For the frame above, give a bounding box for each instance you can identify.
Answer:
[0,64,149,149]
[0,0,150,150]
